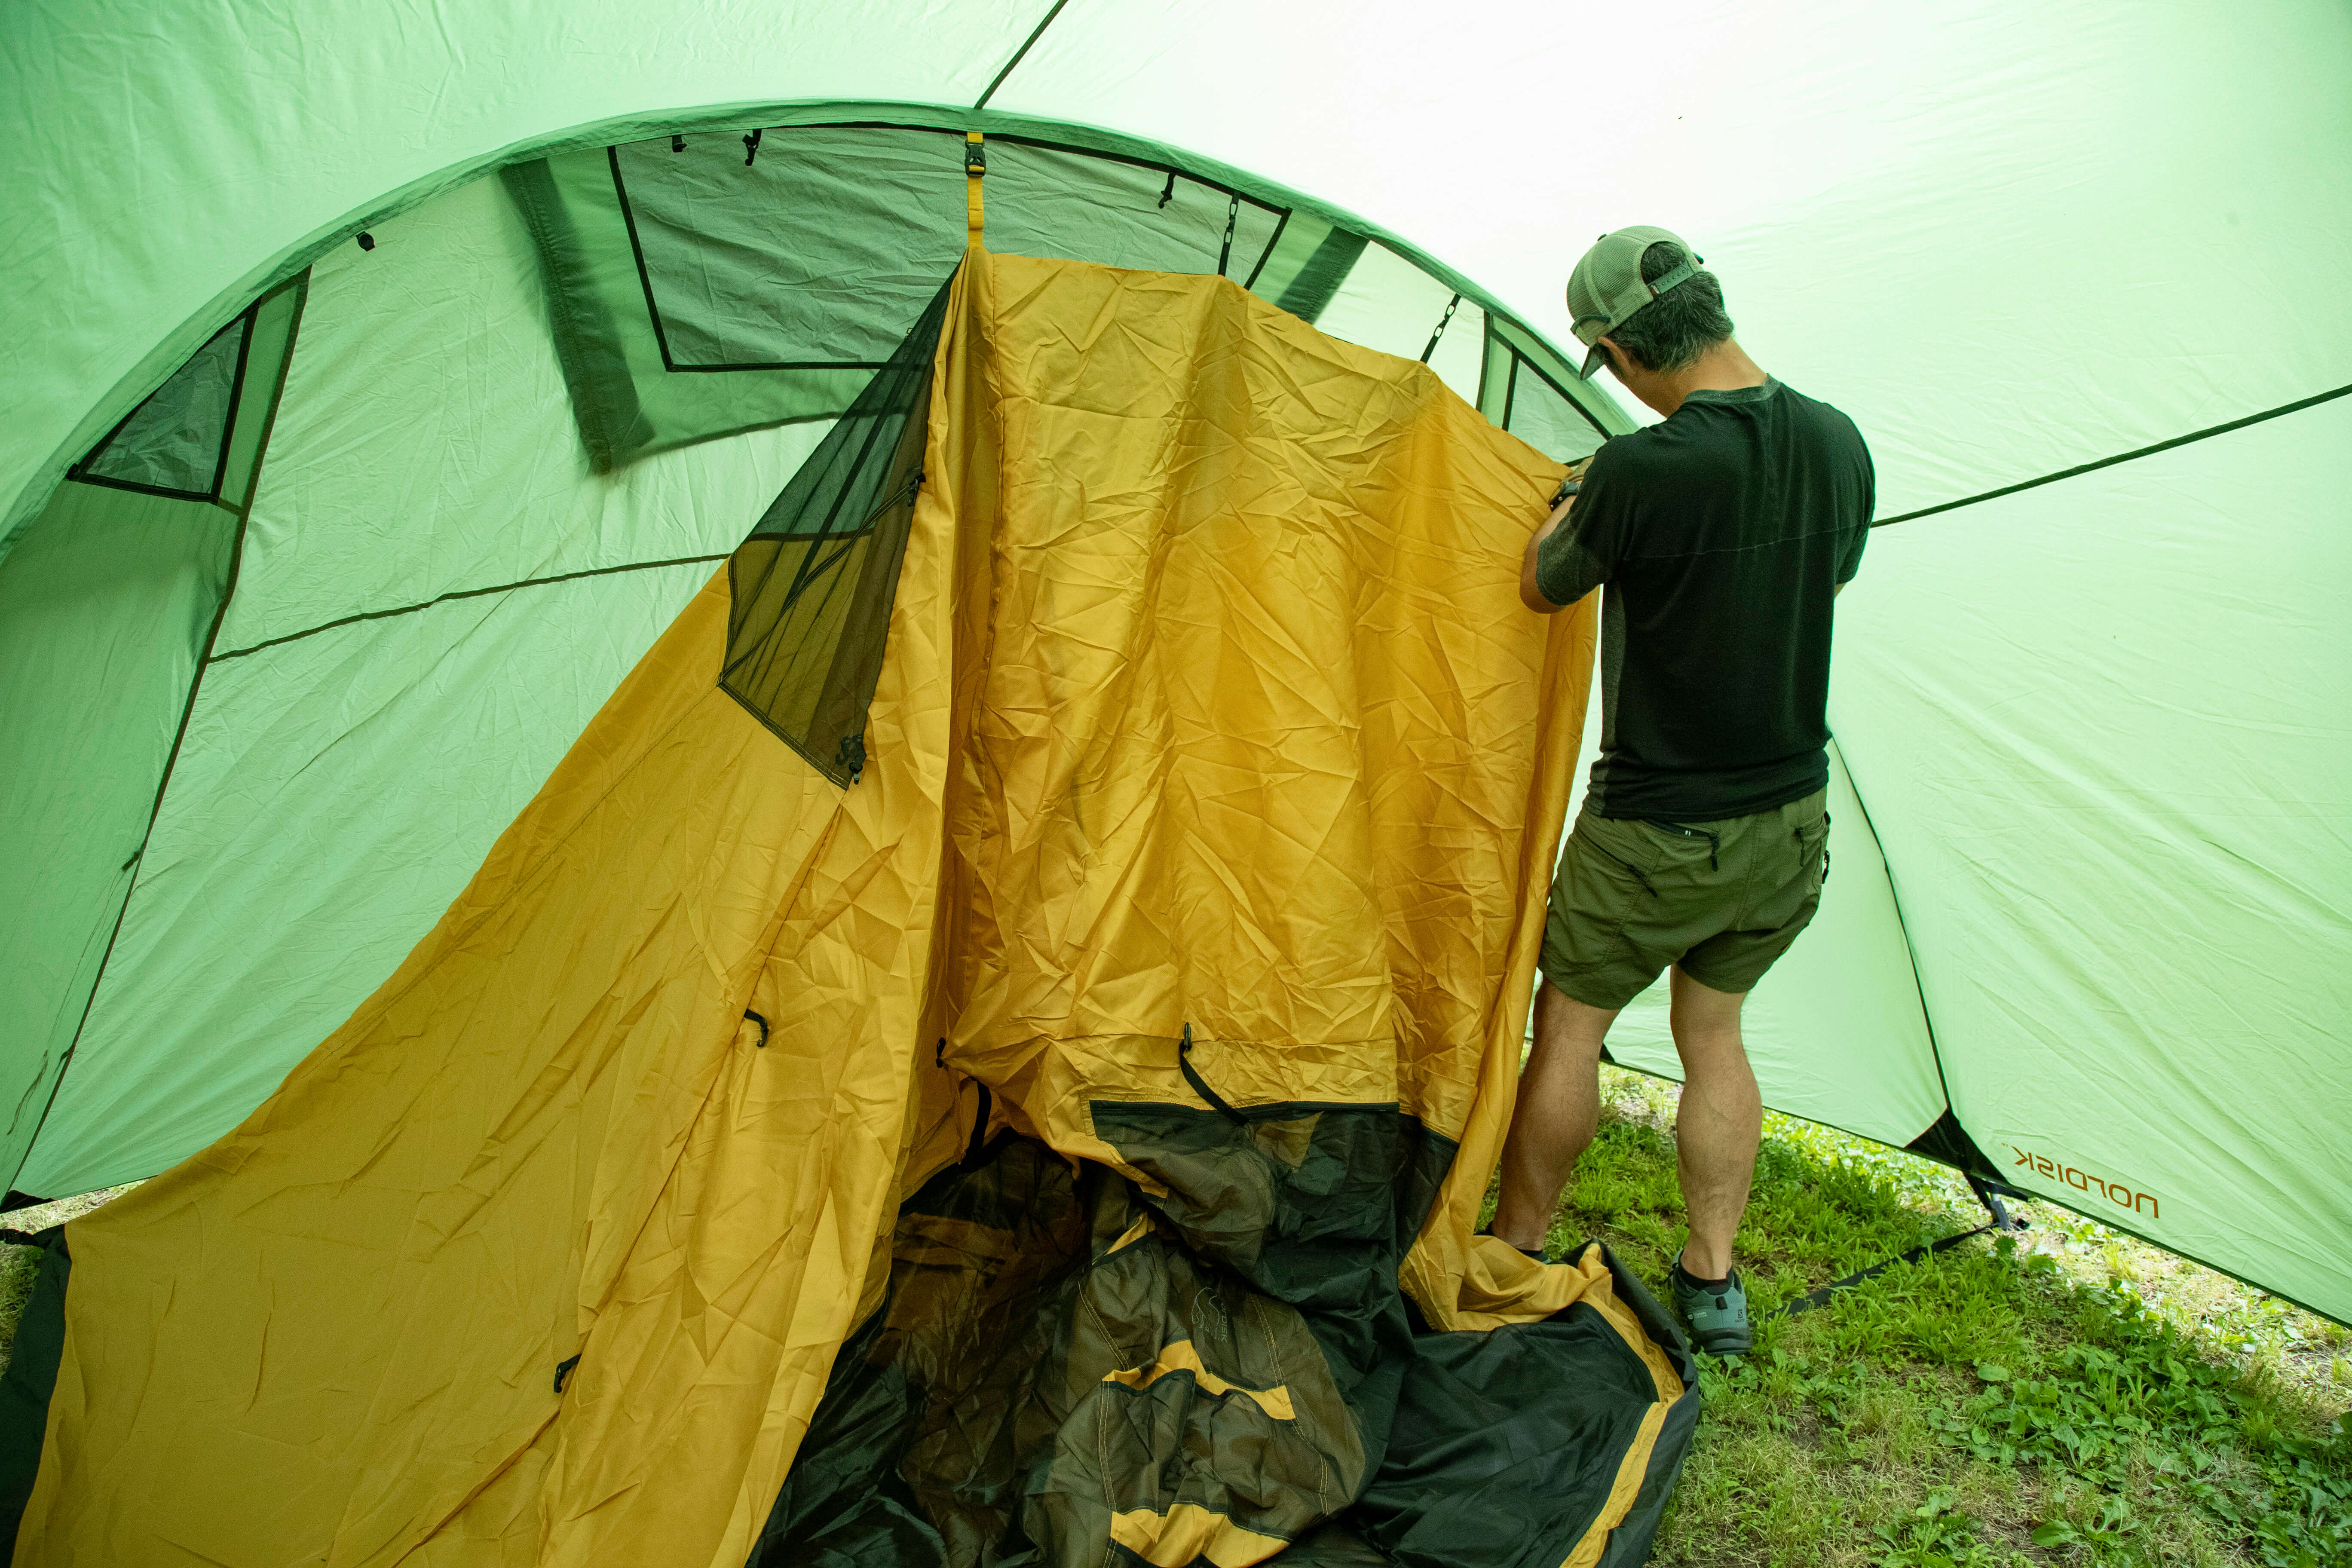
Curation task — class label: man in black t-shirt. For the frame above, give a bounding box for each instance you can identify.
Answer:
[1490,227,1873,1354]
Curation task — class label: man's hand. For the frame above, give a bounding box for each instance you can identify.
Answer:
[1520,491,1574,614]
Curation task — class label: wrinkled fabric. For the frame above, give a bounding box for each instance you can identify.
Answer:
[17,251,1636,1566]
[17,543,957,1562]
[919,254,1603,1339]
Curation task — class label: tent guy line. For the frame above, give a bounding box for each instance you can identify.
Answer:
[1871,378,2352,529]
[201,373,2352,667]
[973,0,1073,111]
[205,551,735,662]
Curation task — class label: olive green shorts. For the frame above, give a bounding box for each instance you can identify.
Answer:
[1540,790,1830,1009]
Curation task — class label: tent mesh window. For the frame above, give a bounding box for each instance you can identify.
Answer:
[68,313,252,501]
[511,122,1627,472]
[1498,349,1607,462]
[609,126,1287,373]
[1477,314,1611,464]
[720,272,953,785]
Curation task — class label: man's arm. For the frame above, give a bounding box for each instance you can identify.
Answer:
[1520,493,1576,613]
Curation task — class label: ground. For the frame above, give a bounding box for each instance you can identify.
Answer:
[3,1081,2346,1566]
[0,1184,131,1370]
[1496,1069,2352,1568]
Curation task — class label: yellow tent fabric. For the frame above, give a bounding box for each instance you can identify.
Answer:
[16,251,1656,1566]
[17,559,954,1562]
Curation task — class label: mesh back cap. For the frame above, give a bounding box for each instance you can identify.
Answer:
[1565,225,1704,379]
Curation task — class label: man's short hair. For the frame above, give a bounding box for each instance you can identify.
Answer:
[1608,242,1734,374]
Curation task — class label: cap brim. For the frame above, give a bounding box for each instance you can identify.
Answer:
[1578,342,1610,380]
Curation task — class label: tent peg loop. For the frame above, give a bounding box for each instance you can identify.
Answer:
[1176,1023,1248,1126]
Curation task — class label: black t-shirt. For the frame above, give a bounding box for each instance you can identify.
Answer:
[1535,377,1872,821]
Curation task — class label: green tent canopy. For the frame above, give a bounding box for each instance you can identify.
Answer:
[0,3,2346,1556]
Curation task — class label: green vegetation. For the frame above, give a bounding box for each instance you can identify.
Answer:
[1513,1068,2352,1567]
[0,1185,131,1370]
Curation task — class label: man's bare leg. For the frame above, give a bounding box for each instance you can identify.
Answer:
[1491,981,1618,1252]
[1668,965,1760,1278]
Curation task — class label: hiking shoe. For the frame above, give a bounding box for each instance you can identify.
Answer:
[1670,1250,1753,1355]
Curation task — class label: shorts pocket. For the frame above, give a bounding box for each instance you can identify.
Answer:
[1794,809,1831,891]
[1546,815,1661,977]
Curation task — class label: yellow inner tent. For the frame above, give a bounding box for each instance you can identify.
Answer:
[15,250,1691,1568]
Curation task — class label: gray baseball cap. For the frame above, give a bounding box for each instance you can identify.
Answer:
[1565,226,1706,379]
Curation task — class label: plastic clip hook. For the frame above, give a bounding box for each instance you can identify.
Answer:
[1419,293,1461,363]
[742,128,763,167]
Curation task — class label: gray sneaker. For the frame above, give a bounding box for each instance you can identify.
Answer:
[1670,1250,1753,1356]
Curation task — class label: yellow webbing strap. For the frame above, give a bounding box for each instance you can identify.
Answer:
[965,131,986,249]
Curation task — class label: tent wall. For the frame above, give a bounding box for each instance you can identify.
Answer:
[493,115,1615,473]
[0,2,1041,545]
[1598,738,1948,1153]
[0,0,2345,1322]
[15,574,949,1565]
[1832,396,2352,1320]
[0,487,238,1189]
[12,250,1688,1568]
[998,1,2352,518]
[11,4,2346,542]
[0,280,303,1192]
[17,181,826,1196]
[15,126,1619,1196]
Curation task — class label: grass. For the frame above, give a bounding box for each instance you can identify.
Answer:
[3,1085,2346,1567]
[1494,1067,2352,1568]
[0,1186,135,1371]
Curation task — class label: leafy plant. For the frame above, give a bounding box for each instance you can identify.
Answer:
[1928,1284,2352,1563]
[1544,1069,2350,1567]
[1875,1490,1995,1568]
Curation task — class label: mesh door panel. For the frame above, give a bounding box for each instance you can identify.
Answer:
[720,273,954,784]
